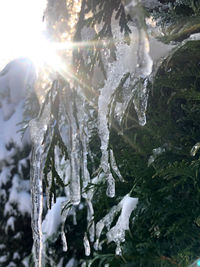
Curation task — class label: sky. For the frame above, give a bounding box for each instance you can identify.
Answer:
[0,0,47,67]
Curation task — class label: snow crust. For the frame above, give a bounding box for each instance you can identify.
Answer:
[42,197,66,238]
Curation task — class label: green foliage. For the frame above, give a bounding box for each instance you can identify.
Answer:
[80,40,200,266]
[73,0,131,93]
[151,1,200,43]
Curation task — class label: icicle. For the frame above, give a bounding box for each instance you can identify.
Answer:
[94,221,104,251]
[30,151,43,267]
[61,201,71,252]
[63,160,71,199]
[46,172,53,209]
[76,97,97,243]
[83,233,91,256]
[106,174,115,198]
[63,87,81,205]
[94,202,122,250]
[30,81,59,267]
[191,143,200,157]
[110,149,124,182]
[29,99,52,267]
[132,78,149,126]
[123,0,153,126]
[98,86,117,197]
[94,194,138,254]
[106,195,138,255]
[72,206,77,225]
[86,199,95,242]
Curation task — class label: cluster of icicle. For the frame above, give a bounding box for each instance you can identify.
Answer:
[30,0,153,266]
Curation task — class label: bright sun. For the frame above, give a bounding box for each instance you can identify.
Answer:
[0,0,65,70]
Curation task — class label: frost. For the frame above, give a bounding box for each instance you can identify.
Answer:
[42,197,66,238]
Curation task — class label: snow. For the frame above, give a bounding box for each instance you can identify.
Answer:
[0,58,36,104]
[107,195,138,255]
[0,101,24,161]
[5,174,31,215]
[6,216,15,232]
[7,263,17,267]
[94,194,138,255]
[0,256,8,263]
[42,197,67,238]
[22,256,30,267]
[13,252,20,260]
[0,167,11,186]
[0,58,36,161]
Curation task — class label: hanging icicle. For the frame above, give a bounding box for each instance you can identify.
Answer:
[30,81,60,266]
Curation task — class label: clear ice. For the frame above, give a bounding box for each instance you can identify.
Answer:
[30,0,155,263]
[30,82,58,267]
[94,194,138,255]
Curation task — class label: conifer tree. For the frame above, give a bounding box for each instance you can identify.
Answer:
[30,1,200,266]
[0,58,39,266]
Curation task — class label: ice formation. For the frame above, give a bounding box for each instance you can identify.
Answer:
[191,143,200,157]
[29,0,153,264]
[30,82,56,267]
[94,194,138,255]
[30,0,187,265]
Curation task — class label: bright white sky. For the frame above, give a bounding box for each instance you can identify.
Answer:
[0,0,47,67]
